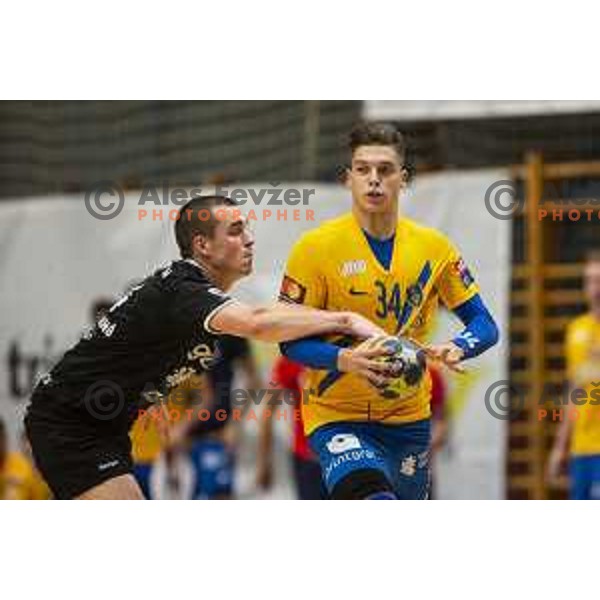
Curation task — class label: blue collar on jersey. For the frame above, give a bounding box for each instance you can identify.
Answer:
[362,229,395,270]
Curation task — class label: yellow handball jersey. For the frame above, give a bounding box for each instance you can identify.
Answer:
[565,314,600,455]
[130,374,207,463]
[0,452,51,500]
[280,213,479,435]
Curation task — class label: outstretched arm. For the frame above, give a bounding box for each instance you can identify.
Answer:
[208,301,386,344]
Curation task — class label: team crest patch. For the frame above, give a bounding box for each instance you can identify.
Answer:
[406,283,423,307]
[400,454,417,477]
[279,275,307,304]
[454,258,474,289]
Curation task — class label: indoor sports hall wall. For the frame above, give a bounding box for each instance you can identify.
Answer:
[0,173,509,498]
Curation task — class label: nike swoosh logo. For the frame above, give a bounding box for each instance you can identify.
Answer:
[349,288,368,296]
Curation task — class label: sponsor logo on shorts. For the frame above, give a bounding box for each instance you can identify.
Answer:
[324,449,376,480]
[98,459,120,471]
[326,433,362,454]
[400,454,417,477]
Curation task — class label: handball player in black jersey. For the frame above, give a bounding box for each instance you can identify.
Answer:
[24,196,391,499]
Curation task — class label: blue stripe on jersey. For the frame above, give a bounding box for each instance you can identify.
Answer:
[396,261,432,334]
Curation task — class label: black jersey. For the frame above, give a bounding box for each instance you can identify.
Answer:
[191,335,251,436]
[31,259,234,429]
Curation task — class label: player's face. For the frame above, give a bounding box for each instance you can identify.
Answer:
[204,207,255,278]
[347,145,406,214]
[584,261,600,309]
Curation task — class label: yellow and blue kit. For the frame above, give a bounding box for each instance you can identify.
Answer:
[0,452,51,500]
[130,374,206,498]
[279,213,498,498]
[565,313,600,499]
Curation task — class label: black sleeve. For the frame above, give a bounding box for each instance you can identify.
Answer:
[170,281,235,335]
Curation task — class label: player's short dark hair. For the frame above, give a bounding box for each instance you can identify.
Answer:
[349,121,407,163]
[175,195,236,259]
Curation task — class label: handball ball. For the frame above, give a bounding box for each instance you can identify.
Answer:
[369,335,427,399]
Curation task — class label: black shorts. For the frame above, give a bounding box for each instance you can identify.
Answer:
[25,388,134,499]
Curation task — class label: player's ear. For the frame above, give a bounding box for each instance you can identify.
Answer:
[341,166,352,190]
[400,166,409,187]
[192,232,211,258]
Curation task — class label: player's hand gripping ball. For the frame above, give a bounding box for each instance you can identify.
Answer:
[370,335,427,399]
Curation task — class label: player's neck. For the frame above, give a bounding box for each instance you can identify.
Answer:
[352,207,398,239]
[187,257,236,291]
[591,306,600,322]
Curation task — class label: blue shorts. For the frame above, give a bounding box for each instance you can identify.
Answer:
[309,420,431,499]
[189,438,234,499]
[133,463,153,499]
[569,455,600,500]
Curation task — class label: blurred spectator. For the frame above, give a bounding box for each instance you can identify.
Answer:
[259,356,325,499]
[1,418,50,499]
[185,335,263,499]
[131,375,204,499]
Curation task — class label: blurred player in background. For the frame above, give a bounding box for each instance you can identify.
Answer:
[0,418,49,499]
[186,335,263,499]
[129,379,199,499]
[258,356,325,499]
[25,197,388,499]
[279,122,499,500]
[547,252,600,499]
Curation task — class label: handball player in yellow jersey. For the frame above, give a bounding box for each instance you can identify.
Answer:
[547,253,600,499]
[279,123,499,500]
